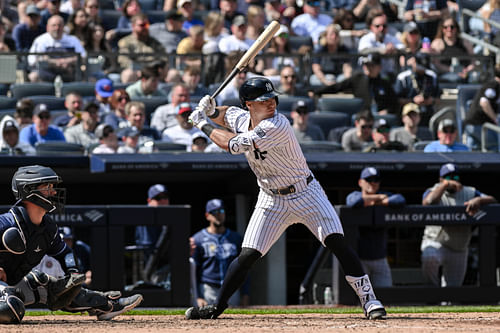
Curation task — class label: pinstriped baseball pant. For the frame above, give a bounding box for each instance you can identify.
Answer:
[242,179,344,255]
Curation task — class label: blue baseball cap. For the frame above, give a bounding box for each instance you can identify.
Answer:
[440,163,457,177]
[59,226,74,239]
[206,198,224,213]
[360,167,380,179]
[148,184,168,200]
[95,78,114,98]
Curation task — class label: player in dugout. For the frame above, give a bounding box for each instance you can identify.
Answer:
[0,165,143,324]
[185,77,387,320]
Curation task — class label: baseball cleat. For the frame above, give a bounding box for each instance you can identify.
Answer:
[185,304,225,320]
[97,294,143,321]
[364,300,387,320]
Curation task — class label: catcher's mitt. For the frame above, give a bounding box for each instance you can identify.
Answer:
[47,273,85,311]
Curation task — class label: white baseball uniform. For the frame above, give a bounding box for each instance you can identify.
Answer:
[224,106,344,255]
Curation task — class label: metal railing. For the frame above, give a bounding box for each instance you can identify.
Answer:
[481,122,500,152]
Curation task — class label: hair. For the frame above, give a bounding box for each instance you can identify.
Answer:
[333,8,355,29]
[110,89,130,109]
[85,22,109,52]
[67,8,88,35]
[400,29,421,50]
[365,8,385,27]
[122,0,141,19]
[65,91,82,100]
[247,5,264,26]
[189,24,204,37]
[140,66,159,79]
[204,11,224,37]
[318,24,340,47]
[434,15,460,40]
[15,98,34,118]
[183,64,201,76]
[354,109,374,123]
[130,13,148,25]
[125,101,145,116]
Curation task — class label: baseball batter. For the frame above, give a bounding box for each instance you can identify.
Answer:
[185,77,386,320]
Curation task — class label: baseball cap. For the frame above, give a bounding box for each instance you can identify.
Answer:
[292,100,309,113]
[206,198,224,213]
[274,24,289,37]
[404,21,419,33]
[95,78,114,98]
[3,119,18,132]
[26,4,41,16]
[402,103,420,116]
[148,184,168,200]
[177,102,192,115]
[59,226,74,239]
[192,131,208,142]
[360,167,380,180]
[95,123,114,139]
[83,100,99,112]
[374,118,389,129]
[440,163,458,177]
[232,15,247,26]
[122,126,140,138]
[33,103,50,116]
[177,0,192,7]
[165,9,184,20]
[438,118,456,131]
[359,53,381,66]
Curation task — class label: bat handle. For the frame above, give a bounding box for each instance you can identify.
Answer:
[211,67,241,100]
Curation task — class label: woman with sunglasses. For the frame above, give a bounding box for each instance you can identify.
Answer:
[103,89,131,130]
[430,15,475,83]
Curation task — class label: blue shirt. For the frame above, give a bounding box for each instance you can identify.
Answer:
[12,23,45,51]
[182,18,204,33]
[19,124,66,147]
[423,140,470,152]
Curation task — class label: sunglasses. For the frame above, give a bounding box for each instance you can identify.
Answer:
[444,174,460,181]
[361,124,373,130]
[409,30,419,35]
[443,25,456,30]
[376,127,390,134]
[118,96,130,102]
[87,4,98,8]
[278,33,289,38]
[137,23,149,28]
[442,127,456,134]
[372,23,387,29]
[210,208,225,214]
[282,74,296,79]
[364,177,381,183]
[38,113,50,120]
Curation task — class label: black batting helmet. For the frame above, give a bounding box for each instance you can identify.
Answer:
[12,165,66,213]
[239,77,280,109]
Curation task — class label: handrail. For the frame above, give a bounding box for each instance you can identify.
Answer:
[480,122,500,152]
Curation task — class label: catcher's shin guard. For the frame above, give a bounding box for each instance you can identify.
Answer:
[345,274,386,320]
[0,286,25,324]
[65,288,118,313]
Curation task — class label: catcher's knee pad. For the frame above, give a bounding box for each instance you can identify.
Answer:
[237,248,261,269]
[0,287,25,324]
[66,288,112,312]
[15,270,50,305]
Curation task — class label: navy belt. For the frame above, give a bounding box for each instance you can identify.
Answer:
[270,175,313,195]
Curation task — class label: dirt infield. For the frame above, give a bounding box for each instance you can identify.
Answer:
[2,312,499,333]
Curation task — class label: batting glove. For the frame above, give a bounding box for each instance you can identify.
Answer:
[198,95,216,117]
[189,108,208,129]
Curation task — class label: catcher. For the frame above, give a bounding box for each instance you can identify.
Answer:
[0,165,143,324]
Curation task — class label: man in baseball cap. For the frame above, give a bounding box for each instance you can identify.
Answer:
[423,119,470,152]
[14,4,44,51]
[95,78,114,114]
[162,102,202,147]
[291,99,324,142]
[389,103,422,150]
[19,103,66,147]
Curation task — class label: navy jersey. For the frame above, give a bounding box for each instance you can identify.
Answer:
[0,206,72,285]
[191,228,242,287]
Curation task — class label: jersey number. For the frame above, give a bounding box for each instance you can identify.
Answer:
[253,148,267,160]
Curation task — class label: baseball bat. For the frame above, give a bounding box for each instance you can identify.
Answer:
[211,20,281,99]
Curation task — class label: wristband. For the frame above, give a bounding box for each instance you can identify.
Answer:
[208,108,219,119]
[201,123,215,137]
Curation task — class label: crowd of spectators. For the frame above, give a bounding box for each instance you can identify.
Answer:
[0,0,498,155]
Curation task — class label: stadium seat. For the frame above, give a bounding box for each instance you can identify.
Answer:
[277,96,315,113]
[146,10,167,24]
[308,112,350,138]
[0,96,17,110]
[413,140,433,151]
[100,9,122,31]
[456,84,480,134]
[29,96,66,110]
[300,141,343,152]
[317,97,364,115]
[148,141,186,152]
[61,82,96,97]
[35,142,85,156]
[10,83,55,99]
[139,0,162,11]
[288,36,313,52]
[98,0,116,9]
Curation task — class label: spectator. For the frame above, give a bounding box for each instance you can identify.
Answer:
[291,99,325,142]
[64,100,100,148]
[12,4,45,51]
[85,23,113,78]
[310,23,351,86]
[0,116,36,155]
[404,0,448,39]
[340,109,374,151]
[464,63,500,150]
[60,0,82,15]
[83,0,101,26]
[162,102,202,147]
[14,98,35,130]
[218,15,253,54]
[149,9,188,54]
[357,9,404,78]
[430,16,475,84]
[19,103,66,147]
[95,78,114,114]
[334,8,367,53]
[40,0,69,27]
[346,167,406,287]
[53,92,84,129]
[246,5,265,41]
[28,15,86,82]
[117,126,141,153]
[122,101,161,144]
[331,0,358,14]
[126,66,168,98]
[189,132,209,152]
[103,89,131,129]
[191,199,247,306]
[202,11,226,54]
[117,0,141,31]
[181,65,209,96]
[264,25,296,74]
[117,13,166,70]
[176,25,205,68]
[92,123,118,153]
[291,0,332,45]
[363,118,406,152]
[178,0,204,33]
[421,163,497,287]
[67,8,90,46]
[390,103,423,151]
[424,119,470,152]
[394,52,440,126]
[314,53,399,115]
[353,0,384,23]
[151,83,191,132]
[278,65,308,97]
[265,0,287,25]
[399,21,424,62]
[219,0,244,31]
[59,227,92,286]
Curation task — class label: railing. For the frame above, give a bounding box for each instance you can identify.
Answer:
[481,122,500,152]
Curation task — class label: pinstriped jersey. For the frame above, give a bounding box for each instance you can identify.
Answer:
[224,106,310,190]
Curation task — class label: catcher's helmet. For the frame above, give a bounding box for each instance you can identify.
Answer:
[239,77,280,109]
[12,165,66,213]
